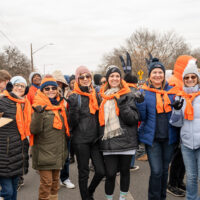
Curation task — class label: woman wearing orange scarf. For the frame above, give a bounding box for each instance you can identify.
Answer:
[99,65,139,200]
[0,76,30,200]
[30,77,69,200]
[136,58,179,200]
[169,60,200,200]
[67,66,105,200]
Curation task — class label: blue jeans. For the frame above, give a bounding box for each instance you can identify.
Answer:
[146,141,175,200]
[181,144,200,200]
[130,155,135,167]
[0,176,19,200]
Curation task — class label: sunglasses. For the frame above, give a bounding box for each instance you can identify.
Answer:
[184,75,197,80]
[79,75,91,80]
[44,86,57,91]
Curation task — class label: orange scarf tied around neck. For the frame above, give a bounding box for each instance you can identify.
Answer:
[142,84,180,114]
[176,91,200,120]
[31,90,70,146]
[127,83,137,89]
[99,79,131,126]
[73,82,99,114]
[3,90,32,141]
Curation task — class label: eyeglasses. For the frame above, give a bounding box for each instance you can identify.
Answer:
[44,86,57,91]
[183,75,197,80]
[14,84,25,89]
[79,75,91,80]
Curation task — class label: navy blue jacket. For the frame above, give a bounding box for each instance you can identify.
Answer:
[136,82,178,146]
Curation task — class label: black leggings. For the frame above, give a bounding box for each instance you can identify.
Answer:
[74,143,105,200]
[104,154,132,195]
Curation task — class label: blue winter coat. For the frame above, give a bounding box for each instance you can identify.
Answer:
[136,82,178,146]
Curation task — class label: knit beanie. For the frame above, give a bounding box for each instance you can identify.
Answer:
[10,76,27,86]
[52,70,68,87]
[75,66,91,82]
[40,77,58,91]
[106,65,121,80]
[69,75,75,83]
[148,58,165,77]
[182,59,200,79]
[174,55,197,81]
[29,72,41,84]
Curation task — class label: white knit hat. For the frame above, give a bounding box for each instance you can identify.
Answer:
[182,59,200,79]
[29,72,41,84]
[10,76,27,86]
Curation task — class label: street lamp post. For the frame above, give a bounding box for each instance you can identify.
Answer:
[30,43,54,72]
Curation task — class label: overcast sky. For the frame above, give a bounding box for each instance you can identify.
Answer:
[0,0,199,76]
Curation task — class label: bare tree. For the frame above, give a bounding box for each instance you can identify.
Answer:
[99,29,191,78]
[0,46,31,80]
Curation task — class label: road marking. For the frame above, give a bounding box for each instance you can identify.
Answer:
[116,176,134,200]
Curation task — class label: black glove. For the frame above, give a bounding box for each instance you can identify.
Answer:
[170,99,184,110]
[32,105,47,113]
[114,95,127,107]
[134,91,145,103]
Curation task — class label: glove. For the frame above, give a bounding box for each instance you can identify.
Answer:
[114,95,127,107]
[32,105,47,113]
[170,99,184,110]
[134,91,145,103]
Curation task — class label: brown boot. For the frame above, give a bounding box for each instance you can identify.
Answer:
[137,154,148,161]
[49,194,58,200]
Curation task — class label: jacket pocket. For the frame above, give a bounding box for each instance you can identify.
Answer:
[38,142,57,166]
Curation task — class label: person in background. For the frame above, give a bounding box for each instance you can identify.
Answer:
[52,71,75,189]
[68,66,105,200]
[99,76,106,86]
[99,65,139,200]
[169,57,200,200]
[27,72,42,105]
[0,70,11,94]
[167,55,196,197]
[0,76,30,200]
[93,74,102,93]
[30,77,69,200]
[136,58,179,200]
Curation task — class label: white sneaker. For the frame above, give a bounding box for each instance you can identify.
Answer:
[60,178,75,189]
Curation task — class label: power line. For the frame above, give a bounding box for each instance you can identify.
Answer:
[0,29,16,47]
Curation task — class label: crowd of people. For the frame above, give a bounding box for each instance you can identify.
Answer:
[0,54,200,200]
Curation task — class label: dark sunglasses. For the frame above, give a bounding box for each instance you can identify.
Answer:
[44,86,57,91]
[79,75,91,80]
[184,75,197,80]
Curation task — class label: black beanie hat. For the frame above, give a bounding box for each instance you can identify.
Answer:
[106,65,121,80]
[148,58,165,77]
[69,75,75,83]
[94,74,102,85]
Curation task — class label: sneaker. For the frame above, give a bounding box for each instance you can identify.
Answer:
[137,154,148,161]
[167,185,185,197]
[60,179,75,189]
[177,182,186,192]
[17,176,24,191]
[130,165,140,171]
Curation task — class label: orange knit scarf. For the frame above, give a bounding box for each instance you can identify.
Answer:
[31,90,70,146]
[3,90,32,141]
[142,84,180,113]
[176,91,200,120]
[73,82,99,114]
[99,80,131,126]
[127,83,137,88]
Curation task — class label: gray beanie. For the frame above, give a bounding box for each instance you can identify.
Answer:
[10,76,27,86]
[182,59,200,79]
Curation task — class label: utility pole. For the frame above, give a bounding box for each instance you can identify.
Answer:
[30,43,34,71]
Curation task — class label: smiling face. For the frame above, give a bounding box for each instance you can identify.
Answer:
[108,72,121,88]
[78,73,92,87]
[32,74,41,86]
[43,85,58,98]
[149,68,165,88]
[183,73,198,87]
[12,83,26,97]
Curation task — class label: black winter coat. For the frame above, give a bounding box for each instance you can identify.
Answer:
[68,89,99,144]
[0,93,29,178]
[99,92,139,152]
